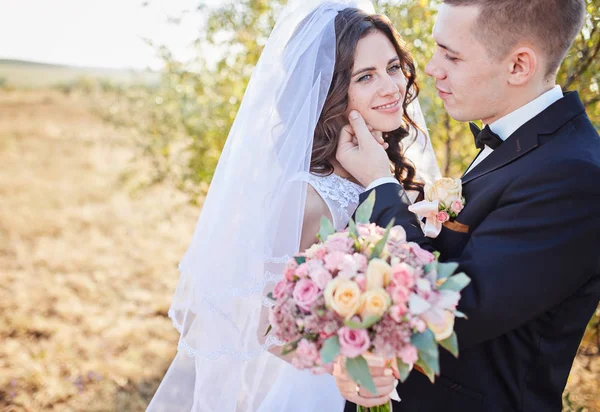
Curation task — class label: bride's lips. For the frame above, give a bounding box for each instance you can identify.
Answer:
[372,98,401,113]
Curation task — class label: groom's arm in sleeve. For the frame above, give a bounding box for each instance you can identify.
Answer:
[339,112,600,351]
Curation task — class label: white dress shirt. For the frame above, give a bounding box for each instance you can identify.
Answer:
[465,85,563,174]
[366,85,564,192]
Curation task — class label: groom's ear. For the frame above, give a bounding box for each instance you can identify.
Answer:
[506,46,539,86]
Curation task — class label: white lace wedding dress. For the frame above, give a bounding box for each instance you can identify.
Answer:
[256,172,364,412]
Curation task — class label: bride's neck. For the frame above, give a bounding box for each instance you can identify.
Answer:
[330,158,360,185]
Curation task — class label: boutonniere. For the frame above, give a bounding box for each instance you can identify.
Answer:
[408,178,465,238]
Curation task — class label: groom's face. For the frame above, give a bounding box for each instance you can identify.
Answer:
[425,4,510,124]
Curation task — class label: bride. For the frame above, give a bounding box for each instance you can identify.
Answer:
[147,0,439,411]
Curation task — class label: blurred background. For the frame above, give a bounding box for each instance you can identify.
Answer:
[0,0,598,411]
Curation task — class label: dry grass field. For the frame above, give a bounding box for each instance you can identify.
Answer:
[0,89,597,411]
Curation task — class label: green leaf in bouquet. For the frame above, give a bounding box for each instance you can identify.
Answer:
[318,216,336,242]
[423,261,437,275]
[415,358,436,383]
[433,251,441,260]
[348,218,359,239]
[320,336,341,364]
[418,349,440,376]
[355,191,376,224]
[281,336,302,356]
[438,272,471,292]
[436,262,460,281]
[263,324,272,337]
[439,331,459,357]
[411,329,437,357]
[294,256,306,265]
[369,218,395,260]
[344,315,381,330]
[266,292,275,301]
[396,359,412,383]
[454,310,467,319]
[346,356,377,395]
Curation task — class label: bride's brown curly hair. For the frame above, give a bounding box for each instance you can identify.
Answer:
[311,8,424,198]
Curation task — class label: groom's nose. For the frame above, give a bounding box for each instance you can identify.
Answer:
[425,57,444,79]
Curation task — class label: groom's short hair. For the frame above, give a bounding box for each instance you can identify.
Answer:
[443,0,586,77]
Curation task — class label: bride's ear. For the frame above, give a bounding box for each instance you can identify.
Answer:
[506,46,538,86]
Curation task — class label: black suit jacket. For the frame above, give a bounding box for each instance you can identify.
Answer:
[345,91,600,412]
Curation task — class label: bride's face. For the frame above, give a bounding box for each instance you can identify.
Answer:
[346,30,407,133]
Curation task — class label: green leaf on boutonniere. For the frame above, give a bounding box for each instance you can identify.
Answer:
[370,218,395,260]
[294,256,306,265]
[433,251,441,260]
[355,191,376,224]
[436,262,460,281]
[396,359,412,383]
[346,355,377,395]
[348,218,359,239]
[320,336,341,364]
[440,331,459,357]
[438,272,471,292]
[318,216,336,241]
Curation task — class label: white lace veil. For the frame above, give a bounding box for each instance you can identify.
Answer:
[147,1,439,410]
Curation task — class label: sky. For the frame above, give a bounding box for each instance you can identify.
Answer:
[0,0,212,70]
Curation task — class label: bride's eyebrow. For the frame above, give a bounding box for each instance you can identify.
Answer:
[351,57,401,77]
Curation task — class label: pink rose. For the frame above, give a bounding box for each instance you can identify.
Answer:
[398,344,418,365]
[284,260,299,281]
[293,278,320,311]
[338,327,371,358]
[354,274,367,292]
[388,285,410,306]
[326,235,355,254]
[309,266,333,290]
[408,242,435,265]
[353,253,368,272]
[389,304,408,322]
[451,199,464,214]
[391,263,415,289]
[295,263,309,278]
[324,251,346,272]
[273,279,295,299]
[436,211,450,223]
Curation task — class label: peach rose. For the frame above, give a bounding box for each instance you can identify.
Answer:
[324,278,361,319]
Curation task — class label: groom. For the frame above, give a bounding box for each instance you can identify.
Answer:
[334,0,600,411]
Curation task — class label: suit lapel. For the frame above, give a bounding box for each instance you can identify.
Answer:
[461,91,586,186]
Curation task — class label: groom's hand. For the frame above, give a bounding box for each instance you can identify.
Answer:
[336,110,393,187]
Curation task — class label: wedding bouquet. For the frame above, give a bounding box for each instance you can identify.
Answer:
[266,192,471,412]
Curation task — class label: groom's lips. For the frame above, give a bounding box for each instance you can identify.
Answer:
[436,87,452,99]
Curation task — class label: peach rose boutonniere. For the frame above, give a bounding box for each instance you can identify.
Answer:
[408,178,466,238]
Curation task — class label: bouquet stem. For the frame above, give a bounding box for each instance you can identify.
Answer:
[356,400,392,412]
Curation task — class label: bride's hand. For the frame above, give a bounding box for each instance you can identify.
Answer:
[346,123,389,150]
[333,355,395,407]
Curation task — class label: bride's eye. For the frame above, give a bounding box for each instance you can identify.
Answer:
[357,74,372,82]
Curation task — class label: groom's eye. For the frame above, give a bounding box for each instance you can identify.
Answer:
[388,64,401,73]
[444,54,458,62]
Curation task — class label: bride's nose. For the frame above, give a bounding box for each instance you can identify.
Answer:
[378,74,400,96]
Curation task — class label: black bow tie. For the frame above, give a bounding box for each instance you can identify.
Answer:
[469,122,503,150]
